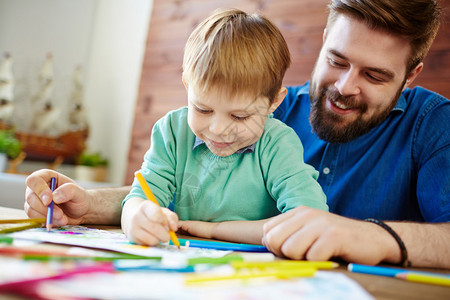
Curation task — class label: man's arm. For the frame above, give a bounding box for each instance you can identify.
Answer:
[388,222,450,268]
[81,186,130,225]
[262,206,450,269]
[25,169,130,226]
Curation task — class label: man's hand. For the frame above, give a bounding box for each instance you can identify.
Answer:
[25,169,129,225]
[262,206,400,265]
[25,169,90,226]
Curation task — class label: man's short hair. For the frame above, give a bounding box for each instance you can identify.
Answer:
[327,0,441,74]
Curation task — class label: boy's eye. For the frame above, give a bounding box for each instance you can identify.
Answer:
[194,105,212,114]
[232,115,250,121]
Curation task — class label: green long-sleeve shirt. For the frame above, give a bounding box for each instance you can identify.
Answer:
[123,107,328,221]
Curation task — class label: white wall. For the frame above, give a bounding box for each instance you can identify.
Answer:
[0,0,152,185]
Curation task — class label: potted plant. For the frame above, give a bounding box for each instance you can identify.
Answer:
[75,151,109,182]
[0,130,22,172]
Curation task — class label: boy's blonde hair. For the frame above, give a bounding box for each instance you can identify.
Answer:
[183,8,291,103]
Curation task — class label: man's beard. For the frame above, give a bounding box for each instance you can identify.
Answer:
[308,84,402,143]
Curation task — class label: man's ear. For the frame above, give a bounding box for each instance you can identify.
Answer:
[403,62,423,90]
[322,28,327,42]
[269,87,287,114]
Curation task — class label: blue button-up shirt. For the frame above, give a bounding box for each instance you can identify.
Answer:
[274,82,450,222]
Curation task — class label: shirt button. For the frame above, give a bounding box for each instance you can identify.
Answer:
[323,167,330,174]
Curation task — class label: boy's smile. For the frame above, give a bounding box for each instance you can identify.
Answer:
[209,140,234,149]
[186,85,280,157]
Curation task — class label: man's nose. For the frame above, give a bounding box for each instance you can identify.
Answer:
[334,69,361,96]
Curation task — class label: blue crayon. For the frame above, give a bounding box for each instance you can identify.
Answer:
[114,260,196,272]
[171,238,269,252]
[46,177,57,232]
[348,263,406,277]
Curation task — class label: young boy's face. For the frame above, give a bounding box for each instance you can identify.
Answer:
[186,84,279,157]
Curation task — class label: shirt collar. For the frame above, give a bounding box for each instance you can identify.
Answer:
[392,92,406,112]
[296,82,310,97]
[193,136,256,154]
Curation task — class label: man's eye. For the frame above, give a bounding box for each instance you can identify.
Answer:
[366,73,384,83]
[232,115,250,121]
[328,58,345,67]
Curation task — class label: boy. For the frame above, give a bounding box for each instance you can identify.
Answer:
[121,8,328,246]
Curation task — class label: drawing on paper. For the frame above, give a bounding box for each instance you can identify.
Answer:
[10,225,230,259]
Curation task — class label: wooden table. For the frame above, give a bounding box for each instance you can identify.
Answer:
[1,206,449,299]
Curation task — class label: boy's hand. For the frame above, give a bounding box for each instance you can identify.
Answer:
[178,220,217,239]
[121,198,179,246]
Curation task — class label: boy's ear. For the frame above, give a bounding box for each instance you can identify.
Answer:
[269,87,287,114]
[182,74,188,90]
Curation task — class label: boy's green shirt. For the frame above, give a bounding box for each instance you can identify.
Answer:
[124,107,328,221]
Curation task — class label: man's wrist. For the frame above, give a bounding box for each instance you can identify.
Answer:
[365,219,411,267]
[84,188,125,225]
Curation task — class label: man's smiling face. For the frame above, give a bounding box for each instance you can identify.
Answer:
[309,15,413,143]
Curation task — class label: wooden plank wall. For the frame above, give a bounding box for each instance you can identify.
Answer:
[125,0,450,184]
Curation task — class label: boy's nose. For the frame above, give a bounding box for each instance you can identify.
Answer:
[209,116,231,136]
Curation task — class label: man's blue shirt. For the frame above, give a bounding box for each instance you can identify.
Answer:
[274,82,450,222]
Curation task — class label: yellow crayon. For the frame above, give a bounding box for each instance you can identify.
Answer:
[0,218,46,224]
[396,272,450,287]
[185,267,316,284]
[231,260,339,270]
[135,172,180,248]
